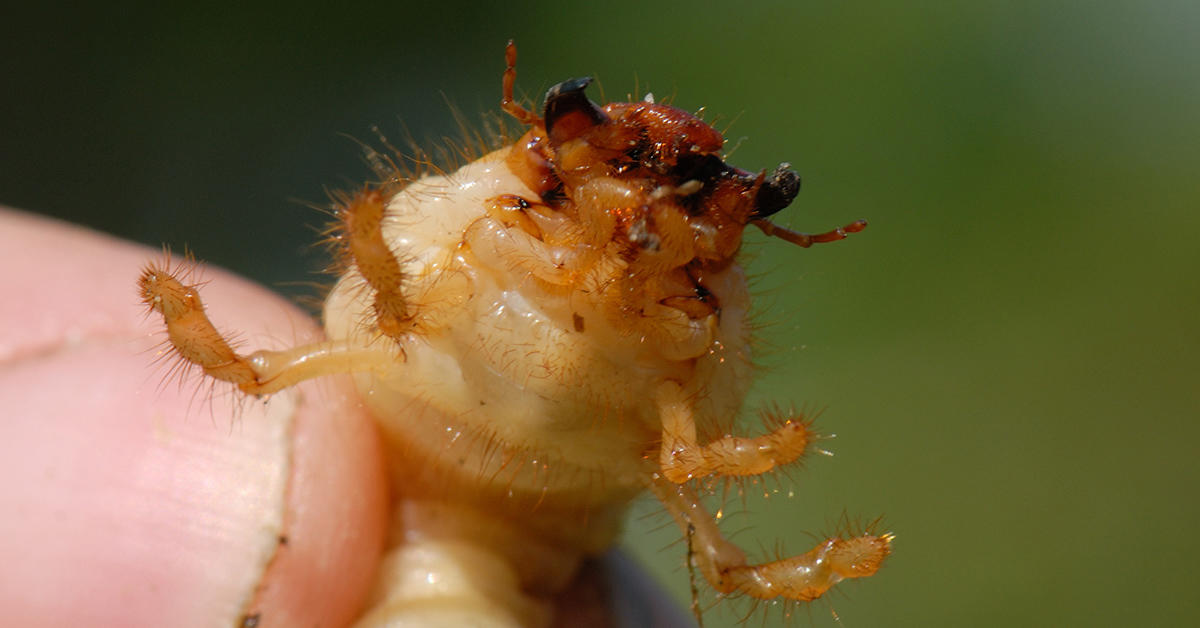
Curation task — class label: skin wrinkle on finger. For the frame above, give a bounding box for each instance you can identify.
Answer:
[0,209,387,627]
[229,389,297,623]
[247,373,389,626]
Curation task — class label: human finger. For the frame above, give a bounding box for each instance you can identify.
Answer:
[0,209,389,627]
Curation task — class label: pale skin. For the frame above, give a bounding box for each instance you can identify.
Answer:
[0,208,685,627]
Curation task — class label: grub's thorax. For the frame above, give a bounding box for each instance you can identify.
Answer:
[318,75,792,602]
[319,142,758,594]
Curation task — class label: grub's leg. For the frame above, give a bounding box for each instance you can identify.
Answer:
[656,381,815,483]
[501,40,540,125]
[464,208,576,289]
[333,187,412,340]
[751,218,867,248]
[648,475,892,602]
[139,264,393,396]
[651,380,892,602]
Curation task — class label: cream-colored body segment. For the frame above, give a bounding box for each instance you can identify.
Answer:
[325,149,751,496]
[321,150,754,625]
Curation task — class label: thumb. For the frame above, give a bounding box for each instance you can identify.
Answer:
[0,209,389,627]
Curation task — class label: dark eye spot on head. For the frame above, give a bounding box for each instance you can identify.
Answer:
[671,153,730,185]
[666,153,739,215]
[624,137,647,164]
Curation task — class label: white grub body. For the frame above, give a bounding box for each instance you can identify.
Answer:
[138,45,888,626]
[326,149,753,626]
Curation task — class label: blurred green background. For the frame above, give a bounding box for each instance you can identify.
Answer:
[4,2,1197,626]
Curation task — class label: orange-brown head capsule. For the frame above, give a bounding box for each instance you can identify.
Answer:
[495,74,813,345]
[506,76,806,269]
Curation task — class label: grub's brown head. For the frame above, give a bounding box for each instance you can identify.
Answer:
[504,75,801,272]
